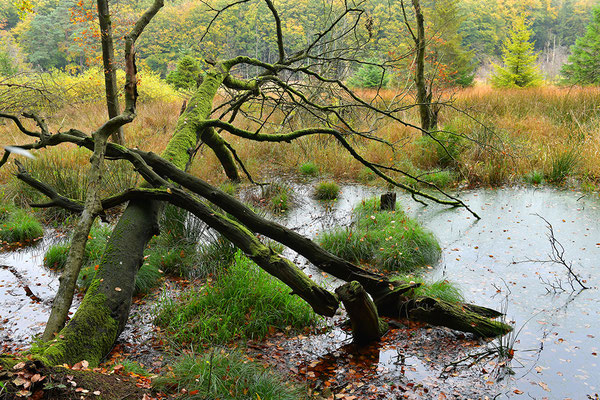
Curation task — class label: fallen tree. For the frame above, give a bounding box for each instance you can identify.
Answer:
[1,0,509,367]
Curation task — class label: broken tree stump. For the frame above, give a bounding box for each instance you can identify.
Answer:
[380,192,396,211]
[336,281,387,344]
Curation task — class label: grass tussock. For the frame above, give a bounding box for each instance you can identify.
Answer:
[0,204,44,243]
[319,197,441,272]
[153,251,318,346]
[314,181,340,200]
[153,350,307,400]
[299,161,319,176]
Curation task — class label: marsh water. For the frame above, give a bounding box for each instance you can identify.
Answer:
[278,184,600,399]
[1,185,599,399]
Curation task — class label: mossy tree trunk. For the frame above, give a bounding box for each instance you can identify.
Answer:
[38,65,237,366]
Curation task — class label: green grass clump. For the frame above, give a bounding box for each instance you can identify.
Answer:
[391,274,464,303]
[548,149,579,183]
[413,129,466,170]
[153,251,318,346]
[44,244,70,269]
[523,170,544,185]
[319,197,441,272]
[153,350,306,400]
[195,236,237,277]
[144,243,198,278]
[299,161,319,176]
[0,206,44,243]
[421,170,456,188]
[44,224,111,271]
[270,191,288,212]
[314,181,340,200]
[78,261,161,295]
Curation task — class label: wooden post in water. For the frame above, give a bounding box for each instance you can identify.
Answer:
[380,192,396,211]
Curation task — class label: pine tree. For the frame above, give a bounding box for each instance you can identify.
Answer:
[490,17,543,88]
[561,5,600,85]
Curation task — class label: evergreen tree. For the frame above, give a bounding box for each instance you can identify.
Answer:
[561,4,600,84]
[490,17,543,88]
[348,59,390,88]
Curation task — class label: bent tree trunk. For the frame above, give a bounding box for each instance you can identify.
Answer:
[36,65,236,366]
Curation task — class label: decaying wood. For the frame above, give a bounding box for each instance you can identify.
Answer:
[336,281,387,344]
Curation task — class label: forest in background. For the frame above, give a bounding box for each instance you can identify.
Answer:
[0,0,598,86]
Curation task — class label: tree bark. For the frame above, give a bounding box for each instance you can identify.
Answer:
[403,297,512,337]
[97,0,125,145]
[410,0,438,132]
[40,131,108,342]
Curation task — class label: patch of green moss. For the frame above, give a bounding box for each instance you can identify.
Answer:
[39,279,119,367]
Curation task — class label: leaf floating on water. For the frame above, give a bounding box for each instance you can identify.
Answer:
[538,381,551,392]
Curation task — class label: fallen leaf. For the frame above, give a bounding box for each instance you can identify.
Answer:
[538,382,550,392]
[513,389,523,394]
[12,377,27,386]
[114,287,122,292]
[13,362,26,370]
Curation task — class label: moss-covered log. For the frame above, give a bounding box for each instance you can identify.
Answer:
[402,297,512,337]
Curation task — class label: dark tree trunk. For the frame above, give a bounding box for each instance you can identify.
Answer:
[336,281,387,344]
[97,0,124,145]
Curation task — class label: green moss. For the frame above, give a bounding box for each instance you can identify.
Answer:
[391,274,464,303]
[37,279,119,367]
[163,68,226,170]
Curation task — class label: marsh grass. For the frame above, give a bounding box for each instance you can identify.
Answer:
[319,197,441,272]
[0,204,44,243]
[153,251,318,346]
[523,170,544,185]
[299,161,319,176]
[314,181,340,200]
[153,350,306,400]
[7,148,138,221]
[548,149,579,183]
[2,86,598,191]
